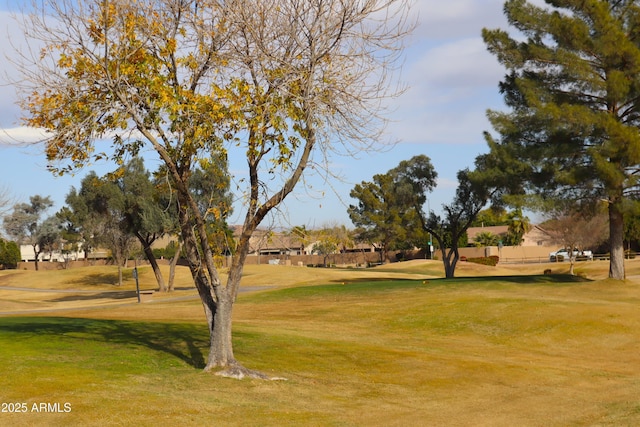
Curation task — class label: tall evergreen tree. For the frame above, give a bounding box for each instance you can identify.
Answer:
[3,195,54,271]
[348,173,414,263]
[483,0,640,279]
[66,172,137,285]
[115,158,174,291]
[348,155,437,263]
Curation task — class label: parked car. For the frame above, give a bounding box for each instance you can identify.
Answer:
[549,248,593,262]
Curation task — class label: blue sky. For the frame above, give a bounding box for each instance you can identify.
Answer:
[0,1,535,230]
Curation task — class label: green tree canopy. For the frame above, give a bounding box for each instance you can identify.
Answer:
[114,157,175,290]
[0,239,21,269]
[3,195,54,271]
[422,169,491,278]
[472,207,508,227]
[66,172,137,285]
[348,155,437,262]
[348,154,494,277]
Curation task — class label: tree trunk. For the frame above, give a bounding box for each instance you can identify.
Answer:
[441,247,457,279]
[141,242,167,292]
[117,264,123,286]
[444,261,455,278]
[195,233,272,379]
[568,245,576,276]
[609,201,625,280]
[167,240,182,292]
[174,195,264,377]
[204,289,235,370]
[33,245,40,271]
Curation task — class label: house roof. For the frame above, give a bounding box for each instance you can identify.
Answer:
[467,224,559,247]
[230,226,301,253]
[466,226,509,242]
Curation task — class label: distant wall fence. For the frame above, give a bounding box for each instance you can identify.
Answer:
[18,245,613,271]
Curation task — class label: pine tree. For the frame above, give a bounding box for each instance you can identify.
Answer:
[483,0,640,279]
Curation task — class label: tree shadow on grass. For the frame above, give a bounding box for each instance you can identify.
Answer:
[0,317,208,369]
[443,274,593,285]
[330,277,418,283]
[326,274,592,289]
[46,287,195,302]
[69,273,127,287]
[248,274,594,304]
[48,290,140,302]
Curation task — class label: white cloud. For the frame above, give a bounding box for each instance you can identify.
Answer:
[387,104,493,145]
[436,176,459,190]
[412,0,507,39]
[0,10,31,129]
[410,38,503,88]
[389,36,506,145]
[0,126,50,145]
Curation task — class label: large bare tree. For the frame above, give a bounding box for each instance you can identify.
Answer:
[15,0,412,377]
[0,186,16,221]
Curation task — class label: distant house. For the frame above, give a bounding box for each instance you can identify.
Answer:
[18,243,111,263]
[232,227,377,257]
[466,224,557,247]
[247,229,304,256]
[521,224,557,247]
[18,244,77,263]
[467,225,509,245]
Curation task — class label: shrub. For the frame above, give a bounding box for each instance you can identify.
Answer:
[152,248,165,259]
[466,255,499,267]
[0,239,20,269]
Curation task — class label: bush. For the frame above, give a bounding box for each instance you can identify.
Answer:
[466,255,499,267]
[0,239,20,269]
[152,248,165,259]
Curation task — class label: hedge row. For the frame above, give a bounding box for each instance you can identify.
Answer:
[465,255,499,267]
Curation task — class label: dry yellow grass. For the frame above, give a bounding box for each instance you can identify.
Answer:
[1,259,640,426]
[0,258,635,314]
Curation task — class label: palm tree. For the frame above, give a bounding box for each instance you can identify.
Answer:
[474,231,499,247]
[507,208,531,246]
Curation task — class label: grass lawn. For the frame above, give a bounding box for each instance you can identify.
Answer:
[0,260,639,426]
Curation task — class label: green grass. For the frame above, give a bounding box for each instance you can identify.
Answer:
[1,265,640,425]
